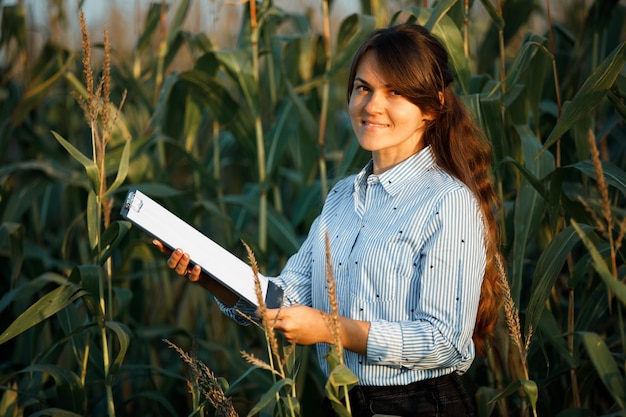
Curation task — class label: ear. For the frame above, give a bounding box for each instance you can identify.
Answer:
[423,92,445,122]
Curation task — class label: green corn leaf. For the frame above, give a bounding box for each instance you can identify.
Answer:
[246,378,293,417]
[425,0,458,30]
[87,189,98,249]
[266,100,296,177]
[525,223,594,335]
[326,363,359,388]
[571,220,626,307]
[329,13,377,78]
[94,220,133,265]
[0,5,26,50]
[280,397,300,416]
[543,41,626,152]
[489,378,538,411]
[509,124,555,304]
[103,137,131,199]
[501,156,547,198]
[214,49,259,115]
[52,131,100,195]
[0,272,67,314]
[122,183,187,198]
[30,409,85,417]
[0,160,84,187]
[581,332,626,409]
[166,0,190,46]
[392,7,470,94]
[478,0,505,28]
[19,364,86,414]
[69,265,105,324]
[537,309,577,368]
[136,3,163,51]
[0,284,88,345]
[475,386,498,417]
[182,94,202,152]
[284,79,318,144]
[105,321,132,385]
[569,160,626,197]
[324,362,359,417]
[222,193,301,254]
[10,46,76,125]
[608,89,626,119]
[177,69,239,125]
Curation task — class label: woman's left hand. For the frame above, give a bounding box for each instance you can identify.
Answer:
[261,305,332,345]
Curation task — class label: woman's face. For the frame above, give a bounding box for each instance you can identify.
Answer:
[348,51,433,174]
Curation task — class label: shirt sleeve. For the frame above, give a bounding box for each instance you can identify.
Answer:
[366,188,486,371]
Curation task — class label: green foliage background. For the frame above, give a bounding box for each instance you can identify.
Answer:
[1,0,625,416]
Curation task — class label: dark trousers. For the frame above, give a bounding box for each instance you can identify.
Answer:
[321,373,475,417]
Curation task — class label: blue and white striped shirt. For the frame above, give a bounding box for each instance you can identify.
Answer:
[225,146,486,386]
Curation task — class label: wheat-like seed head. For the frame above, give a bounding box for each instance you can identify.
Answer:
[163,339,238,417]
[240,351,280,377]
[587,129,613,234]
[78,10,94,120]
[324,232,343,359]
[577,196,607,236]
[495,254,526,359]
[242,240,285,376]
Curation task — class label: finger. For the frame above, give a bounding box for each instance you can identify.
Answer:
[152,239,172,256]
[174,252,191,276]
[263,308,281,322]
[186,265,202,281]
[166,248,185,272]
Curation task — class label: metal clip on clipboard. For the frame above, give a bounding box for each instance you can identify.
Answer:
[120,189,284,309]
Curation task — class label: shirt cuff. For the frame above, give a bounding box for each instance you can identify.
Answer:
[366,320,404,365]
[215,297,258,325]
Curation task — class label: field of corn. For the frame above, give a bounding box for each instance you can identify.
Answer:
[1,0,625,416]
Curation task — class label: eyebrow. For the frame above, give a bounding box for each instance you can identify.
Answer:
[354,77,393,89]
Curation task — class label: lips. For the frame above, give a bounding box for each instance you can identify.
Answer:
[362,120,389,128]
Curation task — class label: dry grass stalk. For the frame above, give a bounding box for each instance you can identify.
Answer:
[581,129,622,281]
[587,130,613,237]
[79,11,94,120]
[164,339,238,417]
[242,241,286,377]
[496,254,532,364]
[324,232,343,359]
[77,10,128,229]
[577,196,606,235]
[240,350,281,377]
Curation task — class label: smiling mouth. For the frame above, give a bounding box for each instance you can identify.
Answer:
[362,120,389,128]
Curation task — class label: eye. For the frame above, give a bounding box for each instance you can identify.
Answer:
[354,84,369,93]
[390,90,402,96]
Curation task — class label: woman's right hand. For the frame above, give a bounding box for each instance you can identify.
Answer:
[152,239,239,306]
[153,240,202,282]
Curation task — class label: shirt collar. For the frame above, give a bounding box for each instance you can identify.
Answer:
[354,146,437,196]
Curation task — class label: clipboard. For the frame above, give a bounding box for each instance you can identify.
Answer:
[120,188,284,308]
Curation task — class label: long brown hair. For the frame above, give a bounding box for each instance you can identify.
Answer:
[347,23,504,355]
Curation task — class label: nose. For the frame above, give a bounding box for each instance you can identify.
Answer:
[364,90,384,114]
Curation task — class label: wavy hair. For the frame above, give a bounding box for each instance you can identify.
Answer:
[346,23,504,355]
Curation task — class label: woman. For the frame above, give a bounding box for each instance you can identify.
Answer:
[158,23,503,417]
